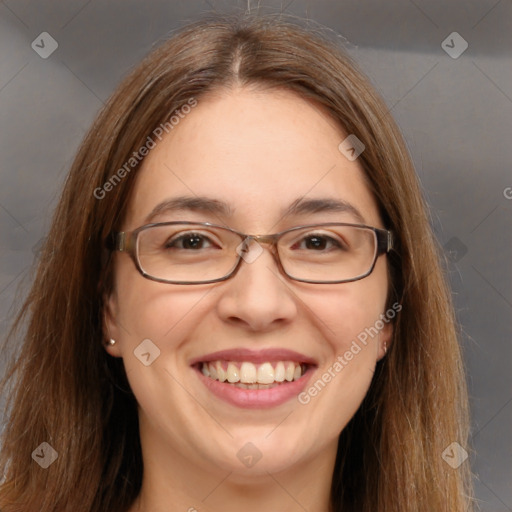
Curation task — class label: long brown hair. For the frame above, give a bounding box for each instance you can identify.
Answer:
[0,13,473,512]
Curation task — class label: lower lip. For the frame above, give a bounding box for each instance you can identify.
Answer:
[194,366,313,409]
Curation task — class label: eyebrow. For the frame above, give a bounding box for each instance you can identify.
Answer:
[144,196,366,225]
[283,197,366,224]
[144,196,232,223]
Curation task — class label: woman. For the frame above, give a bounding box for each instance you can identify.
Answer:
[0,14,473,512]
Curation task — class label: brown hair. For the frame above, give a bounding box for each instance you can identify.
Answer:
[0,13,473,512]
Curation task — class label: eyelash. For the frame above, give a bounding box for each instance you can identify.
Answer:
[292,235,345,251]
[165,232,346,251]
[165,232,220,250]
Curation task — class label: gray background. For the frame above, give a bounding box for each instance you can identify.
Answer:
[0,0,510,509]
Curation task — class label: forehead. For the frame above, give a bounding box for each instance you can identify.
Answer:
[125,87,381,231]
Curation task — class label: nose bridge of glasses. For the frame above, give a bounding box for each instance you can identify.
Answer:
[240,234,280,260]
[237,234,280,267]
[248,234,277,246]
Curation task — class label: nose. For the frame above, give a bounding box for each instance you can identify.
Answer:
[214,240,298,332]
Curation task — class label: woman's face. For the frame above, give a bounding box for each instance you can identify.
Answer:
[106,87,392,482]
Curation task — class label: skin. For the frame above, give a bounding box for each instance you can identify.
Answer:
[105,87,392,512]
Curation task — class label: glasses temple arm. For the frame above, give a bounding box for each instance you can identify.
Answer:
[376,229,394,253]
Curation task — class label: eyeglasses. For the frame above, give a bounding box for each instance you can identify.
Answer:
[110,221,394,285]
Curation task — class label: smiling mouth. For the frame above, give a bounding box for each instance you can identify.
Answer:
[198,360,309,389]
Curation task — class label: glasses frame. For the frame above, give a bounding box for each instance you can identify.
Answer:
[109,221,394,285]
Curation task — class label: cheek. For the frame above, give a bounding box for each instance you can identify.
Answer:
[309,262,389,351]
[113,276,212,413]
[114,257,191,337]
[112,262,219,381]
[295,262,389,428]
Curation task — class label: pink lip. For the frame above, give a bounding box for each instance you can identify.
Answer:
[189,348,317,366]
[190,348,317,409]
[194,366,315,409]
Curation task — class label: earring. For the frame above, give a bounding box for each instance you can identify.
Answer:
[107,338,116,346]
[383,341,387,355]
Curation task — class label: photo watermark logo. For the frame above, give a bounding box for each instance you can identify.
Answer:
[298,302,402,405]
[93,97,198,200]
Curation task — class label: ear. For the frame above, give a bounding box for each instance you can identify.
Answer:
[103,290,123,357]
[377,320,393,361]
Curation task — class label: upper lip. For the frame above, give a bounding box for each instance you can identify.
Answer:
[189,348,317,366]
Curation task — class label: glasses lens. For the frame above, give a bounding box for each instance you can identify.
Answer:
[278,225,377,282]
[136,224,240,283]
[134,223,378,284]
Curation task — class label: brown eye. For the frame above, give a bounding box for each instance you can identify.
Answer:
[292,234,345,251]
[166,233,214,250]
[304,236,328,250]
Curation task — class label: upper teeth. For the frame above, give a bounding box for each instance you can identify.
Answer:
[201,361,304,384]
